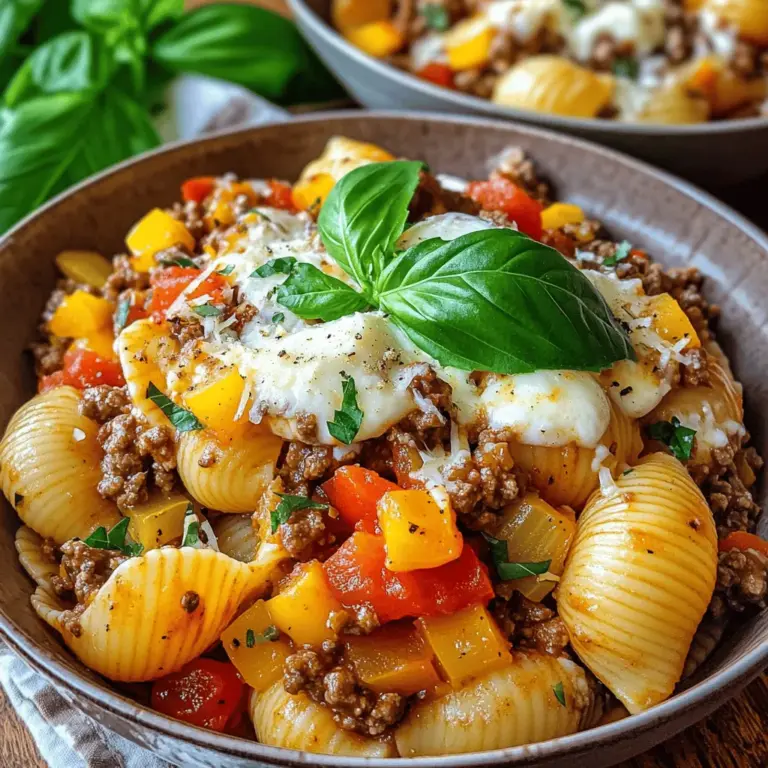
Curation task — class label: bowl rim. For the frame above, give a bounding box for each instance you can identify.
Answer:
[287,0,768,137]
[1,110,767,766]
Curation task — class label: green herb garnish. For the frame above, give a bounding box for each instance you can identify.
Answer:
[482,532,552,581]
[553,681,567,707]
[562,0,587,20]
[146,382,204,432]
[327,374,364,445]
[612,56,639,80]
[246,625,279,648]
[251,257,297,278]
[181,503,200,548]
[603,240,632,267]
[647,417,696,462]
[277,263,369,322]
[84,517,143,557]
[160,256,198,269]
[114,296,130,331]
[270,494,328,534]
[192,303,222,317]
[217,264,235,276]
[422,4,450,32]
[272,312,285,324]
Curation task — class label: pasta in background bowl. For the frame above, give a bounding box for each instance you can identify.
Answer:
[0,113,765,768]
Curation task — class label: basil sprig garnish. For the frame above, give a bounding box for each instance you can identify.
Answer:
[553,681,567,707]
[270,494,328,534]
[192,303,222,317]
[251,257,297,278]
[647,416,696,462]
[277,161,635,375]
[85,517,143,557]
[602,240,632,267]
[146,382,204,432]
[482,532,552,581]
[327,374,363,444]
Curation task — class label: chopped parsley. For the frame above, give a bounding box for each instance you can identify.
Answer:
[217,264,235,276]
[553,681,567,707]
[192,303,222,317]
[612,56,639,80]
[181,503,200,547]
[482,532,552,581]
[422,4,450,31]
[84,517,143,557]
[272,312,285,324]
[114,297,130,332]
[327,374,363,445]
[647,416,696,462]
[251,257,297,278]
[246,625,280,647]
[562,0,587,20]
[159,256,198,269]
[271,494,328,534]
[622,468,634,476]
[603,240,632,267]
[146,382,204,432]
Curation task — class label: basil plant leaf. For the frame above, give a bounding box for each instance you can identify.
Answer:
[378,229,636,375]
[318,160,423,297]
[146,381,204,432]
[647,416,696,462]
[0,0,43,60]
[71,0,182,35]
[327,374,363,445]
[277,263,369,322]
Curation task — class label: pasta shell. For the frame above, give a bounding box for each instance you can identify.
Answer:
[176,428,282,513]
[492,56,614,117]
[15,526,59,588]
[250,684,396,757]
[0,387,121,543]
[706,0,768,44]
[211,513,259,562]
[117,319,180,428]
[508,399,642,509]
[64,547,259,681]
[683,617,727,679]
[394,653,593,756]
[557,453,718,713]
[31,585,65,632]
[635,83,710,124]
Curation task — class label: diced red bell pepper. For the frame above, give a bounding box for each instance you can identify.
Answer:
[417,63,455,88]
[467,176,544,240]
[719,531,768,556]
[323,532,494,623]
[181,177,216,204]
[147,267,229,318]
[267,179,298,212]
[39,348,126,391]
[38,370,66,393]
[321,466,399,534]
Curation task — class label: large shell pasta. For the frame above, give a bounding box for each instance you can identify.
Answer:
[176,428,282,513]
[0,387,120,543]
[211,513,259,562]
[395,654,593,757]
[557,453,718,713]
[250,683,396,757]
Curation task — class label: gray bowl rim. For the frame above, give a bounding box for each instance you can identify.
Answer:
[0,109,767,766]
[287,0,768,137]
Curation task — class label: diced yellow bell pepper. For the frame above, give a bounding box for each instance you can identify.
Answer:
[495,493,576,602]
[417,604,511,687]
[735,450,757,487]
[222,599,293,692]
[126,493,190,551]
[378,488,463,572]
[332,0,391,32]
[345,623,441,695]
[55,250,113,289]
[292,173,336,212]
[72,330,116,361]
[444,16,494,71]
[541,203,585,231]
[644,292,701,349]
[183,367,248,438]
[344,20,404,58]
[266,560,342,647]
[48,290,113,339]
[126,208,195,273]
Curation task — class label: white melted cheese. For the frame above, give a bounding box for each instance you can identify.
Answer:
[410,32,448,71]
[697,9,739,61]
[484,0,566,42]
[396,212,497,250]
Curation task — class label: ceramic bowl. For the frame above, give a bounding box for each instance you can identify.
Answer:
[0,112,766,768]
[288,0,768,187]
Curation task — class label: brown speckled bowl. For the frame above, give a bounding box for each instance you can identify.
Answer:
[0,113,766,767]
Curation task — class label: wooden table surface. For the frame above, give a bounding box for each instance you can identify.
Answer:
[1,0,766,765]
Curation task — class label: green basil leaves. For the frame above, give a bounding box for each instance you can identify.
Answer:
[84,517,143,557]
[482,532,552,582]
[146,382,204,432]
[327,374,363,445]
[270,494,328,534]
[647,416,696,462]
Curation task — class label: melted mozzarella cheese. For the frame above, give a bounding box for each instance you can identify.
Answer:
[484,0,566,42]
[397,212,496,250]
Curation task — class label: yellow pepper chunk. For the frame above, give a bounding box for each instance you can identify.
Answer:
[344,20,404,58]
[345,623,441,696]
[125,208,195,273]
[48,290,113,339]
[292,172,336,211]
[541,203,585,231]
[378,488,463,572]
[184,367,248,438]
[126,493,190,551]
[72,330,116,361]
[496,493,576,602]
[444,16,494,71]
[332,0,391,32]
[266,560,342,647]
[644,292,701,349]
[417,604,511,687]
[222,600,292,693]
[55,250,113,289]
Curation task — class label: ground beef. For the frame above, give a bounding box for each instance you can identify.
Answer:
[493,593,570,657]
[102,255,150,303]
[79,385,131,424]
[295,412,319,443]
[709,548,768,620]
[283,642,407,736]
[679,347,710,387]
[491,148,552,204]
[29,335,69,376]
[398,368,451,440]
[408,170,479,221]
[168,200,205,242]
[327,605,381,636]
[664,0,696,65]
[168,316,205,346]
[279,506,326,559]
[96,413,177,508]
[279,441,333,496]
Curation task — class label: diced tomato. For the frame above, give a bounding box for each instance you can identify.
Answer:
[719,531,768,557]
[417,63,454,88]
[181,177,216,204]
[38,370,66,393]
[151,658,245,732]
[267,180,298,212]
[62,347,125,388]
[322,466,399,534]
[147,267,229,317]
[467,177,544,240]
[323,532,494,623]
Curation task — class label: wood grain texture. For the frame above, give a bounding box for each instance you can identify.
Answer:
[0,1,766,766]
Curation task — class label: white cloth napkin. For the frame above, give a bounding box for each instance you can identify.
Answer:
[0,77,290,768]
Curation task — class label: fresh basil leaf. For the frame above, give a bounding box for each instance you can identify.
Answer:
[327,374,363,445]
[481,532,509,565]
[561,0,586,21]
[497,559,552,581]
[0,0,43,61]
[378,229,636,374]
[271,312,285,325]
[71,0,181,35]
[217,264,234,276]
[422,4,450,31]
[647,416,696,462]
[553,681,567,707]
[84,526,109,549]
[245,628,256,648]
[160,255,198,268]
[277,263,369,322]
[270,494,328,534]
[602,240,632,267]
[182,520,200,548]
[192,303,221,317]
[246,625,279,647]
[146,381,204,431]
[251,256,296,278]
[115,296,130,331]
[318,160,423,296]
[612,56,639,80]
[84,517,143,556]
[32,1,78,45]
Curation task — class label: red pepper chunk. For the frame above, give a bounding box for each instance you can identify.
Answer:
[719,531,768,556]
[467,177,544,240]
[267,179,298,212]
[181,176,216,204]
[151,658,244,732]
[148,267,229,318]
[323,532,494,623]
[39,347,126,392]
[322,466,399,534]
[417,63,455,88]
